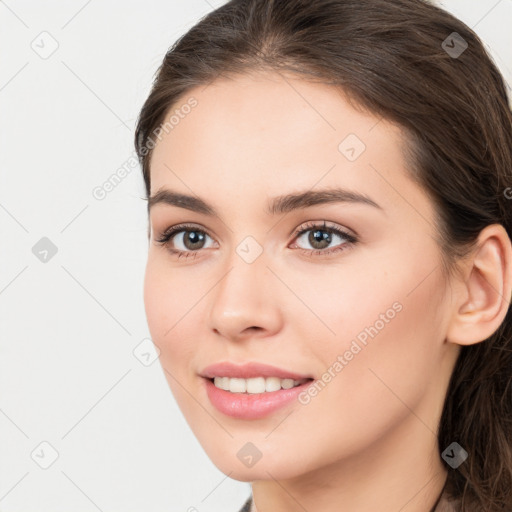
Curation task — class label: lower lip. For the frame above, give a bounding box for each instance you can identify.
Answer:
[203,378,313,420]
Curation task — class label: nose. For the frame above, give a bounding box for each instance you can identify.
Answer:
[207,252,283,342]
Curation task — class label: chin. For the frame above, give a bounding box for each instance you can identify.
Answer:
[207,450,308,482]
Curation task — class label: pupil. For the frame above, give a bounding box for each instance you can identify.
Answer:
[310,229,331,249]
[185,231,205,249]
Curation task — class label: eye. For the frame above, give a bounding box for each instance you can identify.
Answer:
[290,221,357,257]
[155,223,216,258]
[155,220,358,259]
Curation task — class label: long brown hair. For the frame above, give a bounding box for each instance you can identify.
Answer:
[134,0,512,509]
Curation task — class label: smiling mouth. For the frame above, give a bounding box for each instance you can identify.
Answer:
[207,376,314,394]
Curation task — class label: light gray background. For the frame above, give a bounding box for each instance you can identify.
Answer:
[0,1,511,511]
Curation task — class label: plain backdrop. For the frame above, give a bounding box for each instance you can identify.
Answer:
[0,1,511,511]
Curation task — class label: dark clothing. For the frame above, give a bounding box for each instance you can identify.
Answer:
[238,496,252,512]
[237,485,466,512]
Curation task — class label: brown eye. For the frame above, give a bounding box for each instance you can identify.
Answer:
[155,223,215,255]
[179,230,207,250]
[291,221,358,257]
[306,228,333,250]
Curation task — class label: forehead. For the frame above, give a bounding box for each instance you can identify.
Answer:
[148,71,426,220]
[153,71,396,156]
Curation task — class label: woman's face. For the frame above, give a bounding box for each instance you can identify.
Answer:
[145,71,460,481]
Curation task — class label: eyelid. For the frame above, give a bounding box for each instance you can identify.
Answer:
[289,220,358,255]
[154,222,211,244]
[155,221,350,242]
[155,220,358,256]
[291,219,357,239]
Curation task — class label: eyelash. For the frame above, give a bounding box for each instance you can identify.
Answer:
[155,221,358,259]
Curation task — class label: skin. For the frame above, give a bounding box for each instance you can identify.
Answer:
[144,70,512,512]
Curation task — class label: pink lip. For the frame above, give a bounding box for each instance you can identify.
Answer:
[199,362,314,419]
[199,361,313,380]
[202,378,313,420]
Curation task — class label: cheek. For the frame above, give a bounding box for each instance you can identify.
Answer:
[143,252,194,340]
[143,258,205,420]
[328,262,446,394]
[143,254,198,371]
[286,255,447,454]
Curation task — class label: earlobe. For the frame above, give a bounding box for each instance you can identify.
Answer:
[446,224,512,346]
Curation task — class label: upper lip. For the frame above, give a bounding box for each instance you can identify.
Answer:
[200,362,313,380]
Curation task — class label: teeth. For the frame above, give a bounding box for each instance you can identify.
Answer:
[212,376,306,393]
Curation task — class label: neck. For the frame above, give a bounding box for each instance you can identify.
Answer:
[250,413,448,512]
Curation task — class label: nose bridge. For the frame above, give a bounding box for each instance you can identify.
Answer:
[208,241,281,337]
[218,229,269,296]
[215,244,269,312]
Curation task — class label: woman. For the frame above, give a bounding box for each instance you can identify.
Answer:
[134,0,512,510]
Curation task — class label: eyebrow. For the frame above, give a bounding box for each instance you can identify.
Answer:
[147,187,383,216]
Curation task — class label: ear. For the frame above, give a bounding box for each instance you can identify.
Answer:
[446,224,512,346]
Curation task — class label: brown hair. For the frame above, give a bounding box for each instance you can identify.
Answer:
[134,0,512,509]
